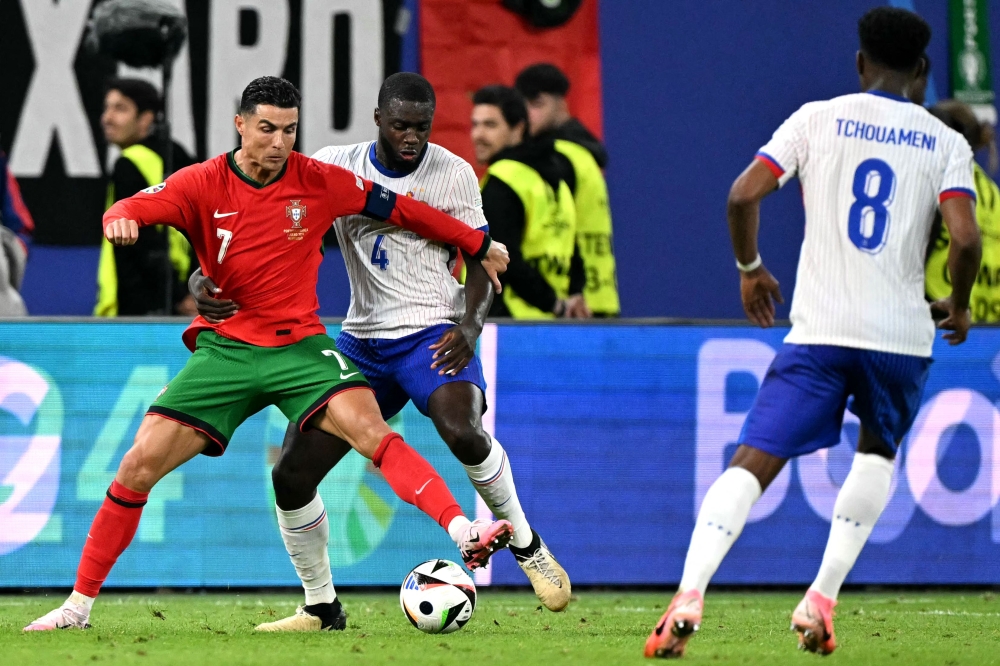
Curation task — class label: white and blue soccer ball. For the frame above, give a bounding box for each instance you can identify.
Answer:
[399,559,477,634]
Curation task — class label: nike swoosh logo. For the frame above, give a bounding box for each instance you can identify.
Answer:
[214,210,238,218]
[340,371,359,380]
[415,479,433,495]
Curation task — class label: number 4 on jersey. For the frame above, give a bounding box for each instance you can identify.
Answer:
[371,234,389,271]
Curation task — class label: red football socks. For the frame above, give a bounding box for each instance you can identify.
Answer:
[372,433,464,530]
[74,480,148,597]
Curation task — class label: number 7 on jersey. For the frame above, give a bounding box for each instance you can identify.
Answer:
[216,228,233,263]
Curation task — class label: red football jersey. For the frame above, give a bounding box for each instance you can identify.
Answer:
[104,150,490,350]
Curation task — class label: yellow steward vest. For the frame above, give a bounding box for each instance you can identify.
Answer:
[555,139,620,315]
[484,159,577,319]
[925,163,1000,322]
[95,144,192,316]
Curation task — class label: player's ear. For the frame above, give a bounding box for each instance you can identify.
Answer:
[374,107,381,126]
[234,114,244,138]
[856,51,865,77]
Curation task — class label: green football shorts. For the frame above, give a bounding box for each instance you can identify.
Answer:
[148,331,370,456]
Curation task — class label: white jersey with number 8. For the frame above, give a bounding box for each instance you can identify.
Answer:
[311,141,488,340]
[756,91,976,357]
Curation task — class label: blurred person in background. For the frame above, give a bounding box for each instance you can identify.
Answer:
[925,100,1000,322]
[471,85,588,319]
[516,63,620,316]
[0,146,34,316]
[95,78,197,317]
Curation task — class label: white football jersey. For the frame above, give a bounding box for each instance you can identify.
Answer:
[757,91,976,357]
[311,141,487,339]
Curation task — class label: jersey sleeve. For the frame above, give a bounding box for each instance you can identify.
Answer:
[755,105,811,187]
[446,161,489,231]
[103,165,198,234]
[938,135,977,203]
[322,163,491,259]
[310,145,335,163]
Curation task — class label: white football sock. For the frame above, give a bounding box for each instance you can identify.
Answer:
[275,494,336,606]
[447,516,471,543]
[679,467,762,596]
[810,452,894,600]
[68,590,95,613]
[464,437,533,549]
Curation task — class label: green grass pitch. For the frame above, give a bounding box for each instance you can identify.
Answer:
[2,590,999,665]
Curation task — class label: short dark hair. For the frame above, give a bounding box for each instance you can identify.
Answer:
[472,85,527,129]
[239,76,301,116]
[106,77,162,115]
[858,7,931,72]
[514,63,570,100]
[378,72,436,109]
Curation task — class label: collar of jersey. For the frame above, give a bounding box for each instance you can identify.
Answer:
[227,149,288,189]
[865,89,910,103]
[368,142,420,179]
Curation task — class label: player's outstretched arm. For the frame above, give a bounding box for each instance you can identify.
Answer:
[102,169,196,241]
[728,159,784,328]
[932,196,982,345]
[103,217,139,246]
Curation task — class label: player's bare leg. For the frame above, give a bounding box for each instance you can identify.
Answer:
[311,388,512,569]
[428,382,571,611]
[25,416,208,630]
[645,446,786,658]
[792,426,895,654]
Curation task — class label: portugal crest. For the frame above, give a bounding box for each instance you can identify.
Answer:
[284,199,309,240]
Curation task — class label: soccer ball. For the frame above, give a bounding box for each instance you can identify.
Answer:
[399,559,477,634]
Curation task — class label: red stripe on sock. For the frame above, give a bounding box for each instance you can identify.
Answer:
[74,483,147,597]
[373,433,464,530]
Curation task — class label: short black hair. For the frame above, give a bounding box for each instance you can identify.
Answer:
[106,77,162,115]
[239,76,301,116]
[378,72,436,109]
[514,63,570,100]
[472,85,527,129]
[858,7,931,72]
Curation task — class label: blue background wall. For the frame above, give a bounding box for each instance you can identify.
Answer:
[599,0,1000,318]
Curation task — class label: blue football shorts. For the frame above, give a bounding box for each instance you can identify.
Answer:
[335,324,487,421]
[739,343,931,458]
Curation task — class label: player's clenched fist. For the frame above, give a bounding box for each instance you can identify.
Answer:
[482,240,509,293]
[104,218,139,246]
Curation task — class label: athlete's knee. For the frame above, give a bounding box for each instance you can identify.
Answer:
[728,444,787,492]
[271,461,316,510]
[117,439,162,494]
[437,418,490,466]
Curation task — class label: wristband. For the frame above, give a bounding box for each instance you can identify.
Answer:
[736,254,762,273]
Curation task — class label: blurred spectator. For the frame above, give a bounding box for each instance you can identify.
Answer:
[515,63,607,166]
[515,63,620,316]
[0,148,33,316]
[471,85,588,319]
[925,100,999,322]
[95,78,198,317]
